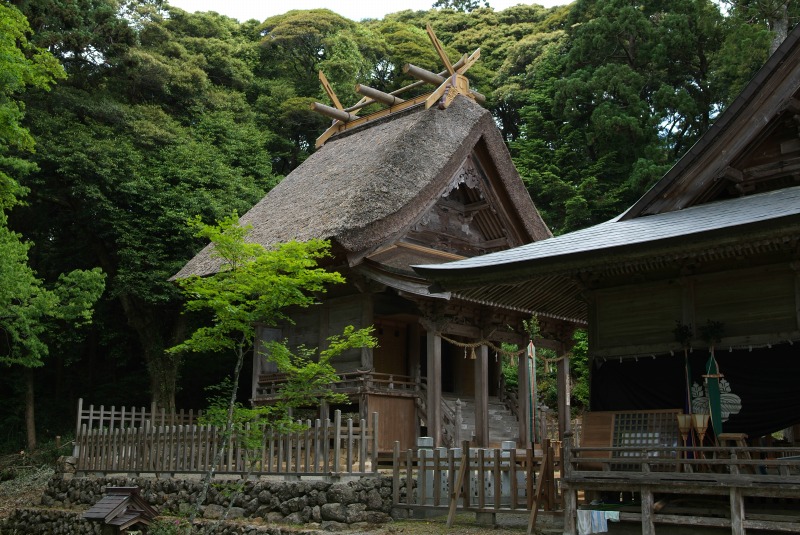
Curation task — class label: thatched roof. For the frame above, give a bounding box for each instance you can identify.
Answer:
[174,97,549,279]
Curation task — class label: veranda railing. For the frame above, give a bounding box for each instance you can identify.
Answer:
[74,405,379,478]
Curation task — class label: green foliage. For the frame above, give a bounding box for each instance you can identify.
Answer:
[0,2,64,210]
[144,516,191,535]
[432,0,490,12]
[170,215,346,356]
[570,330,589,410]
[171,215,376,524]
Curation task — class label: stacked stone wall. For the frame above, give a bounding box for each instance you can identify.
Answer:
[0,474,411,534]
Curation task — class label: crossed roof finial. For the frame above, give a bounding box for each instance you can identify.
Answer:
[312,24,483,147]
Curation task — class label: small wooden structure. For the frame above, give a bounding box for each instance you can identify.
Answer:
[82,487,157,534]
[174,26,568,451]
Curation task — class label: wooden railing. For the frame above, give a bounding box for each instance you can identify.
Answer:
[75,409,379,478]
[256,371,420,400]
[561,433,800,535]
[440,397,464,448]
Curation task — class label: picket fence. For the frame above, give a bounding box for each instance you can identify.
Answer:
[73,400,379,477]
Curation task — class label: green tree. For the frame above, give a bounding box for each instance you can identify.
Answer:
[0,2,105,450]
[13,1,276,411]
[432,0,490,12]
[169,214,376,524]
[511,0,731,234]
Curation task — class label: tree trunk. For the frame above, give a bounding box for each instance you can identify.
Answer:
[25,368,37,451]
[117,293,185,411]
[769,1,789,55]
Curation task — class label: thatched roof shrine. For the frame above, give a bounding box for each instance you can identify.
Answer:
[174,96,549,280]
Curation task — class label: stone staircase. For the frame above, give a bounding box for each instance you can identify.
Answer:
[442,394,519,446]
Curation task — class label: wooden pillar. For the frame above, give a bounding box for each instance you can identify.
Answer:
[730,487,745,535]
[474,344,489,447]
[557,346,571,441]
[517,341,531,446]
[252,327,281,403]
[641,488,655,535]
[426,326,442,447]
[361,294,374,370]
[408,322,421,379]
[562,432,576,535]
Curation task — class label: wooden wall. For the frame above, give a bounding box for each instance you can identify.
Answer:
[593,262,798,356]
[367,394,416,451]
[373,318,408,377]
[283,294,367,372]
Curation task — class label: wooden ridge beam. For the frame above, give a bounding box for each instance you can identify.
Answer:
[403,63,486,104]
[311,102,358,123]
[355,84,404,106]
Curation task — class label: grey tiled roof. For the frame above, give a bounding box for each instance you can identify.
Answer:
[417,185,800,273]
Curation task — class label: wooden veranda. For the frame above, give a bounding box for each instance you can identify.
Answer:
[561,434,800,534]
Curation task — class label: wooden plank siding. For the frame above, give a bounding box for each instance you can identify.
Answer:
[593,262,799,356]
[282,295,366,373]
[694,264,796,338]
[595,280,682,350]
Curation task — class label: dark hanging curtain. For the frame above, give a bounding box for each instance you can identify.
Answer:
[590,343,800,438]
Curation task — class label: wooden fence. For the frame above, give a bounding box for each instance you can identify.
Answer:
[74,398,204,436]
[74,402,379,478]
[391,440,560,515]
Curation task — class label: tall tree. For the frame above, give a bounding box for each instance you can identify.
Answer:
[0,2,105,449]
[13,1,276,410]
[511,0,731,234]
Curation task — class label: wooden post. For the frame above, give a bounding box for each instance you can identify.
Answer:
[454,399,463,446]
[371,411,379,472]
[517,341,531,446]
[334,410,342,474]
[446,441,470,528]
[561,432,576,535]
[425,325,442,447]
[641,487,655,535]
[730,487,745,535]
[474,344,489,448]
[393,441,401,505]
[557,348,571,441]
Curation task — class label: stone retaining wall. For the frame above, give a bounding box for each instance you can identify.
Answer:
[0,474,412,534]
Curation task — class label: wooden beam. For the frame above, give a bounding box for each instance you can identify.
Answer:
[403,63,486,104]
[315,92,432,148]
[318,71,344,111]
[456,47,480,75]
[355,84,404,106]
[311,102,358,122]
[427,23,455,75]
[719,166,744,183]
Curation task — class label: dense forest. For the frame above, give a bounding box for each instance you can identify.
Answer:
[1,0,797,453]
